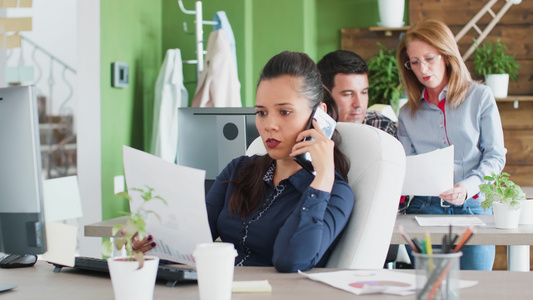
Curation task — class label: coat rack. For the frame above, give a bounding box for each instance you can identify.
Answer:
[178,0,218,78]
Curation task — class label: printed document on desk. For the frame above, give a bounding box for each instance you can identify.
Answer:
[402,145,454,196]
[300,269,477,296]
[123,146,212,266]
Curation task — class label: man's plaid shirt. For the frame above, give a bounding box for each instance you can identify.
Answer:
[364,111,398,138]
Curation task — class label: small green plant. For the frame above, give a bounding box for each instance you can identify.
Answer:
[473,39,520,80]
[479,172,525,211]
[367,43,403,111]
[102,186,167,269]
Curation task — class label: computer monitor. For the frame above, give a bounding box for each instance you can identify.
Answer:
[0,86,47,255]
[177,107,259,191]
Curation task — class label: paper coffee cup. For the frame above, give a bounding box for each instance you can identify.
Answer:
[193,242,237,300]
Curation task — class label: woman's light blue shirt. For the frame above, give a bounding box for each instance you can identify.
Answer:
[398,83,506,198]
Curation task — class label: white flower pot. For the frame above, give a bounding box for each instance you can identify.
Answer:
[493,201,521,229]
[485,74,509,98]
[378,0,405,28]
[519,199,533,225]
[107,256,159,300]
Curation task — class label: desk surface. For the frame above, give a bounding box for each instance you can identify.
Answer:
[391,214,533,245]
[87,214,533,246]
[1,261,533,299]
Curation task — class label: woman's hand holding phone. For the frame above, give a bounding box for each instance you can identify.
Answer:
[291,118,336,192]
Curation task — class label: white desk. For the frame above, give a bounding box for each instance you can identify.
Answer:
[86,214,533,271]
[84,216,128,237]
[1,261,533,299]
[392,214,533,271]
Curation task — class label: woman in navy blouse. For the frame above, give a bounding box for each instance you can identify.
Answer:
[396,20,506,270]
[205,51,354,273]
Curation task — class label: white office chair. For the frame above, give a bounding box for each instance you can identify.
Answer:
[325,123,405,269]
[245,136,267,156]
[245,123,406,269]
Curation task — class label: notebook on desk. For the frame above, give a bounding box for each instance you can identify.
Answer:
[122,146,213,266]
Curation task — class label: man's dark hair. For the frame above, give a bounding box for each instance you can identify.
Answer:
[317,50,368,91]
[317,50,368,119]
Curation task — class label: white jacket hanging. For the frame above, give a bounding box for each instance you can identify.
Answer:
[214,11,238,73]
[192,29,241,107]
[151,49,188,163]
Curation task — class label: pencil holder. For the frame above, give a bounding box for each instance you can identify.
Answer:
[413,251,462,300]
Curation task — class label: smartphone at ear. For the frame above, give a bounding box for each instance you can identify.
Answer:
[293,107,337,175]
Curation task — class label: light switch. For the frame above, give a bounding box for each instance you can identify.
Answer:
[111,61,129,88]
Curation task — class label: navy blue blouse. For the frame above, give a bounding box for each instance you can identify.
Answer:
[206,155,354,273]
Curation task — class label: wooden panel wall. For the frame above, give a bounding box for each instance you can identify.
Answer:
[498,101,533,188]
[341,28,403,61]
[342,1,533,95]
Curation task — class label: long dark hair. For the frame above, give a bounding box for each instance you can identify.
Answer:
[229,51,351,218]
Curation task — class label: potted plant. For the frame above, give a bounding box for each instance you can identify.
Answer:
[367,43,404,114]
[473,39,520,98]
[377,0,405,28]
[479,172,525,229]
[102,186,167,300]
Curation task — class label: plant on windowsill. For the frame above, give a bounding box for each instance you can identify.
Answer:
[479,172,525,229]
[367,43,404,114]
[473,39,520,99]
[102,186,167,300]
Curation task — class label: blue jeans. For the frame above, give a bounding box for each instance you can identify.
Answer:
[406,196,495,271]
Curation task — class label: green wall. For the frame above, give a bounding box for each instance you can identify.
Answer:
[162,0,319,108]
[99,0,408,219]
[161,0,407,108]
[250,0,317,100]
[316,0,380,58]
[315,0,409,58]
[162,0,248,105]
[100,0,163,220]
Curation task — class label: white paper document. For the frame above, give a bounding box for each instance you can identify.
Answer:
[42,221,78,267]
[123,146,212,266]
[300,269,478,296]
[43,176,83,222]
[415,216,486,227]
[402,146,454,196]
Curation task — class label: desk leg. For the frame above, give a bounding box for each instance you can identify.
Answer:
[508,245,530,272]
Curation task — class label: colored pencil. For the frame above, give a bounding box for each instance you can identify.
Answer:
[398,225,420,253]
